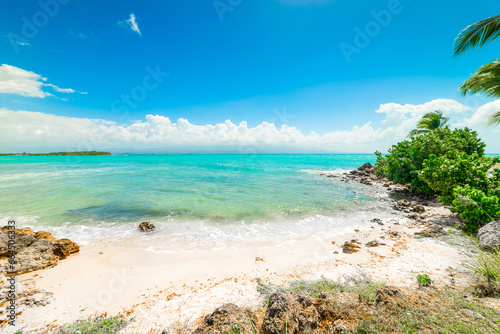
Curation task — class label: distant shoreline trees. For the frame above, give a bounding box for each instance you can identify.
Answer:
[0,151,112,156]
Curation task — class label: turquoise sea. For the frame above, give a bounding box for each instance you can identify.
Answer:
[0,154,395,250]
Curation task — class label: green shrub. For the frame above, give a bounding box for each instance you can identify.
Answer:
[451,185,500,231]
[419,153,498,204]
[374,151,388,177]
[379,127,485,194]
[417,274,433,287]
[58,317,127,334]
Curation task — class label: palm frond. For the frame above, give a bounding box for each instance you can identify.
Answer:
[407,110,449,138]
[487,110,500,127]
[460,60,500,97]
[406,128,428,138]
[454,15,500,55]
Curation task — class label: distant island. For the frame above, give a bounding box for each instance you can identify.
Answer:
[0,151,112,156]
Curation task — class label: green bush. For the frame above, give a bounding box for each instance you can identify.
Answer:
[419,153,498,204]
[451,185,500,231]
[379,127,485,194]
[375,127,500,232]
[417,274,433,287]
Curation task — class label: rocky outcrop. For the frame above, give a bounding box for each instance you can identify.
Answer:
[357,163,372,171]
[393,200,426,213]
[0,229,36,257]
[5,239,59,276]
[478,220,500,251]
[34,231,58,243]
[414,225,444,238]
[194,287,410,334]
[53,239,80,258]
[192,303,257,334]
[261,291,320,334]
[342,240,361,254]
[139,222,156,232]
[374,286,402,305]
[366,240,386,247]
[0,227,80,276]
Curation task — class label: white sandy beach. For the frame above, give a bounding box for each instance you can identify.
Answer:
[4,197,473,334]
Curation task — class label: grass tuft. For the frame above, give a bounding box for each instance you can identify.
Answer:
[57,316,127,334]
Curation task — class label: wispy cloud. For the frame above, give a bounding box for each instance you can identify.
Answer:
[119,13,141,37]
[0,64,86,98]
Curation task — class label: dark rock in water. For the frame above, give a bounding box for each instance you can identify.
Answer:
[139,222,156,232]
[53,239,80,258]
[192,303,257,334]
[371,218,384,225]
[357,163,372,171]
[478,220,500,251]
[414,225,444,238]
[375,287,401,305]
[261,291,320,334]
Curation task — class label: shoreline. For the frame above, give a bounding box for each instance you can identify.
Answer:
[1,175,477,333]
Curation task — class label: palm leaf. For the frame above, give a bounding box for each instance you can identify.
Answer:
[406,111,448,138]
[460,60,500,97]
[487,110,500,127]
[454,15,500,55]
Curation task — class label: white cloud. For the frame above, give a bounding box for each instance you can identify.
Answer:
[456,100,500,128]
[0,64,85,98]
[0,99,498,153]
[119,13,141,36]
[0,64,51,98]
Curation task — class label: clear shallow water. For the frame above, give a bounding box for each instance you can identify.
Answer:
[0,154,393,250]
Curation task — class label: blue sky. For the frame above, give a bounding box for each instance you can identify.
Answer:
[0,0,499,153]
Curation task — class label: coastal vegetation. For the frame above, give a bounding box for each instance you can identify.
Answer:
[375,126,500,232]
[454,14,500,126]
[58,316,126,334]
[0,151,111,156]
[406,110,449,138]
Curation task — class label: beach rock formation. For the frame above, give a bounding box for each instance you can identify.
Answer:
[261,291,320,334]
[0,226,80,276]
[139,222,156,232]
[53,239,80,258]
[366,240,386,247]
[374,286,402,305]
[342,240,361,254]
[414,225,444,238]
[34,230,58,242]
[357,163,372,171]
[191,303,257,334]
[478,220,500,251]
[7,239,59,275]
